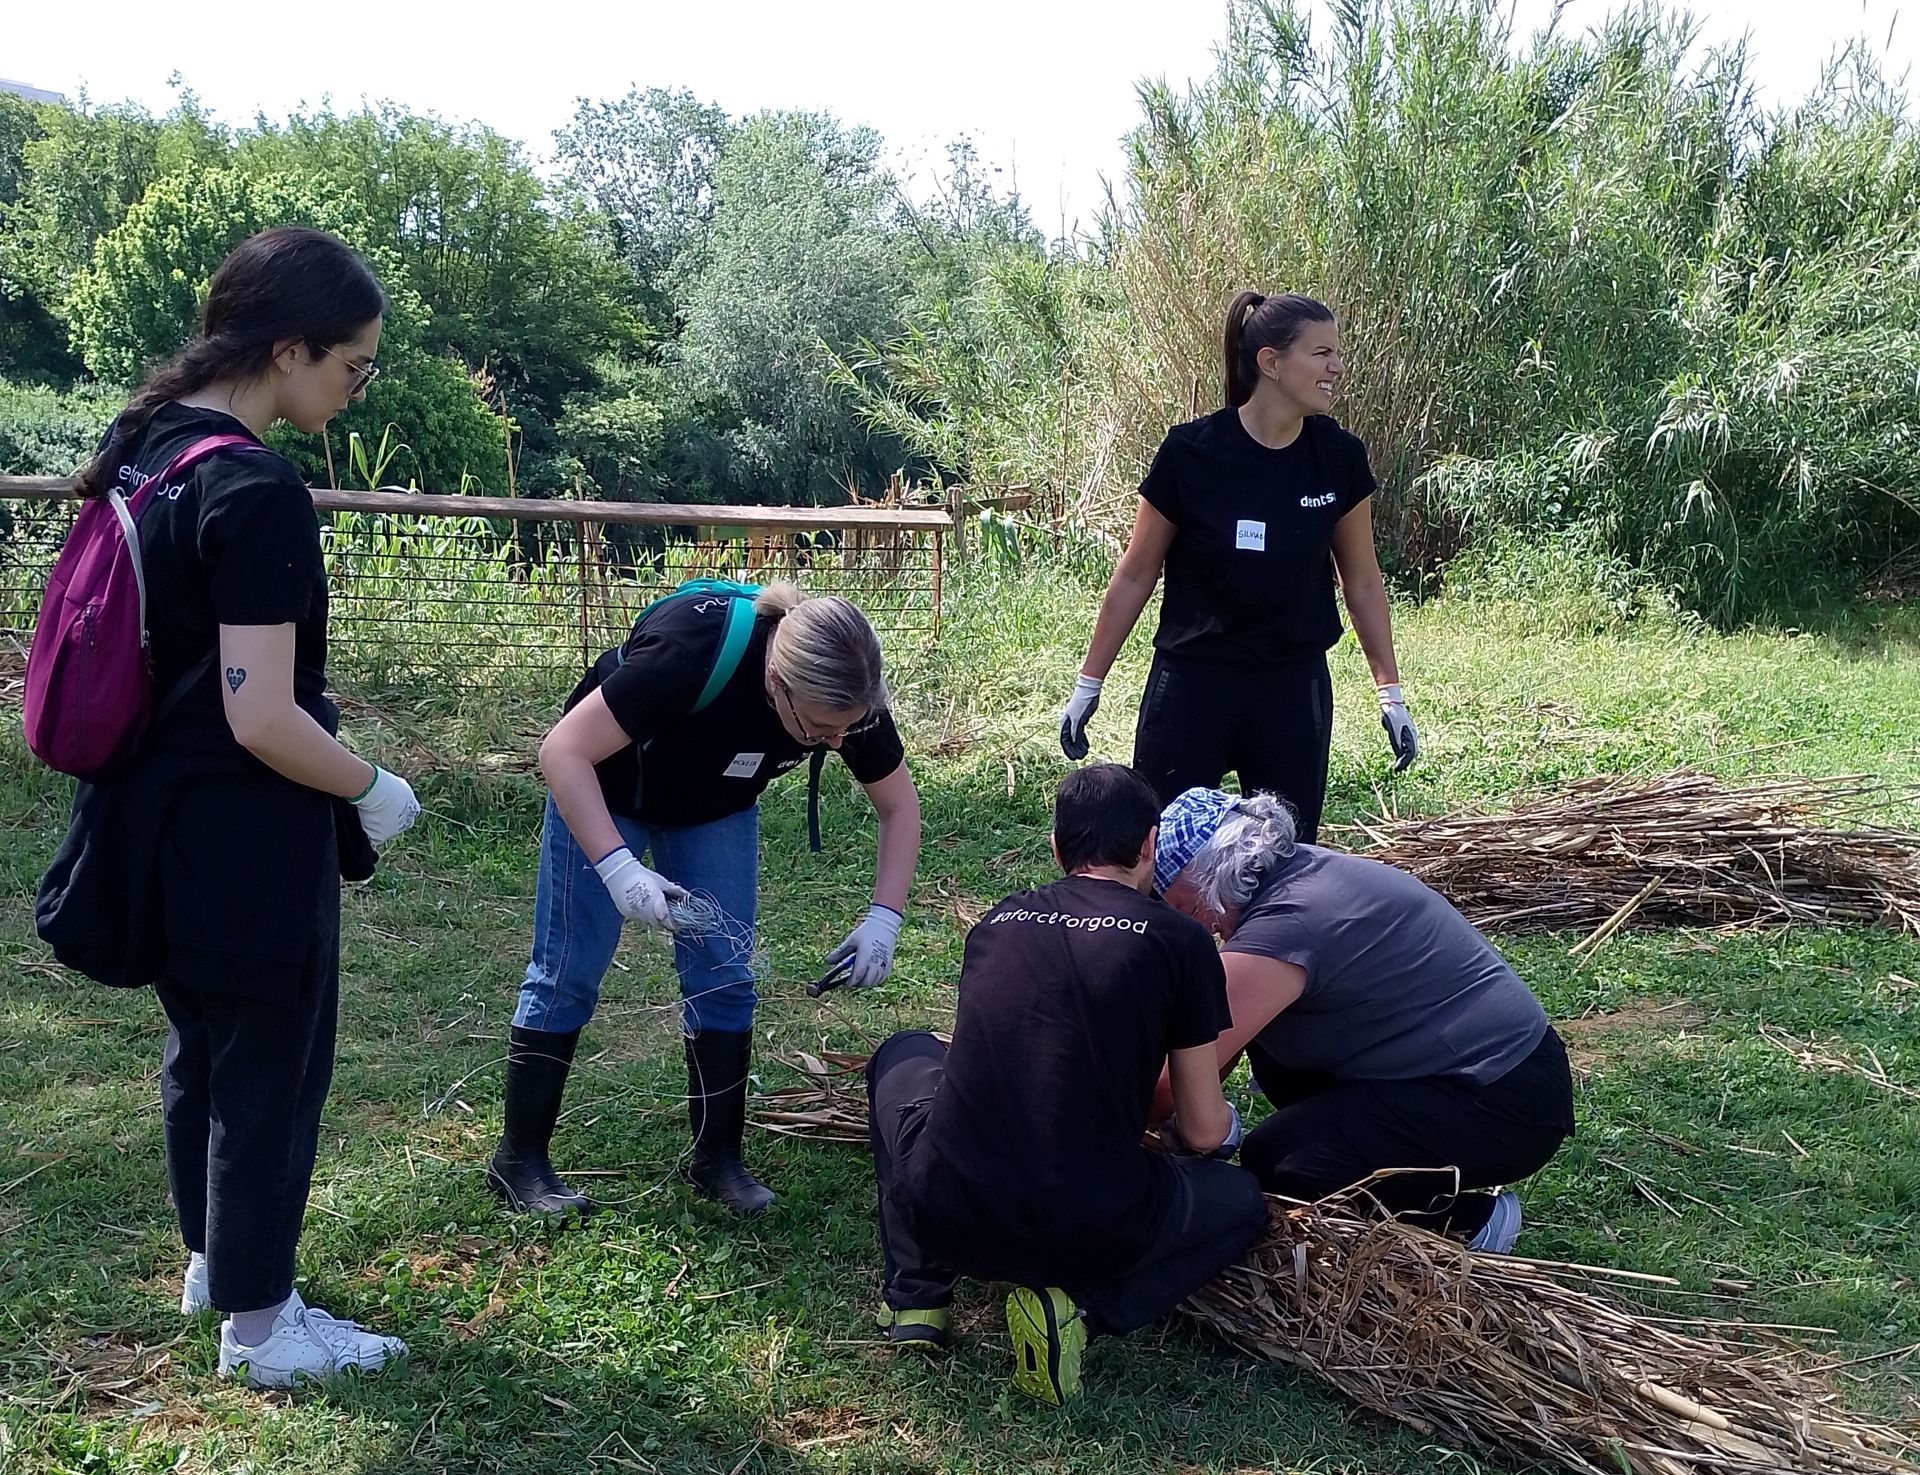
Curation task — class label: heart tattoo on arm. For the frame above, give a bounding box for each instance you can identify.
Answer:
[225,667,247,693]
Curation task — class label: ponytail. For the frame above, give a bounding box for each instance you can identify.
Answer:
[1221,290,1336,409]
[1222,290,1267,409]
[753,580,807,619]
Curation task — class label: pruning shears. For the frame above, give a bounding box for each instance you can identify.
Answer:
[806,955,856,998]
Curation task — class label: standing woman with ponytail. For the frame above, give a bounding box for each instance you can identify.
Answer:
[1059,292,1418,840]
[35,228,421,1387]
[485,582,920,1219]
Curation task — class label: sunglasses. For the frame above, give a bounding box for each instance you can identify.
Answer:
[773,678,884,746]
[320,343,381,394]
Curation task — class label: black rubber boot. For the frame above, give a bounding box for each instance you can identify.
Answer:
[683,1029,777,1217]
[486,1026,596,1218]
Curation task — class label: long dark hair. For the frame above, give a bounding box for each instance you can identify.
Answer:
[76,227,387,498]
[1222,290,1335,408]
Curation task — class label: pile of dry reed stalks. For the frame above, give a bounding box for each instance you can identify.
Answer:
[1186,1193,1917,1475]
[750,1056,1918,1475]
[748,1050,874,1144]
[1338,770,1920,938]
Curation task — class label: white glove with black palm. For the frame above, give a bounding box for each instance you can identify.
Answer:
[1378,683,1419,772]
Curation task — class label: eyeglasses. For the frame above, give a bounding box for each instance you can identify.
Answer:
[321,344,381,394]
[773,678,883,745]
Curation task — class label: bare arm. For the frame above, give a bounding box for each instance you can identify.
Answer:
[1079,500,1177,679]
[219,623,375,798]
[1165,1042,1235,1152]
[1212,952,1308,1068]
[1329,500,1401,688]
[537,689,634,863]
[1150,952,1308,1122]
[861,762,921,916]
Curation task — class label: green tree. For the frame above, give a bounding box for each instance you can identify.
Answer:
[65,166,508,494]
[0,91,48,209]
[0,90,78,380]
[554,86,732,323]
[0,92,225,311]
[674,111,916,503]
[236,105,643,427]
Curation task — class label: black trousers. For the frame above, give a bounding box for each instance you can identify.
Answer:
[868,1031,1269,1337]
[1240,1028,1576,1239]
[1131,651,1334,842]
[156,928,340,1313]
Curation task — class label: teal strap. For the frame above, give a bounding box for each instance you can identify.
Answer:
[692,596,756,713]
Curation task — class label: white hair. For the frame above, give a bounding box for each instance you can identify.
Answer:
[1177,792,1298,920]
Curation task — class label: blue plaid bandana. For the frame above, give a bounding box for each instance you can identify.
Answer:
[1154,787,1238,897]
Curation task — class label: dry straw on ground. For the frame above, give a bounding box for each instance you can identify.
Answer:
[1336,769,1920,938]
[1185,1193,1917,1475]
[752,1059,1919,1475]
[748,1049,873,1144]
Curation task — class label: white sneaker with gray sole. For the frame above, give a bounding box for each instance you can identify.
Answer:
[217,1298,406,1389]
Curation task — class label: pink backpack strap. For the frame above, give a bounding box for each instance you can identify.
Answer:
[112,433,273,652]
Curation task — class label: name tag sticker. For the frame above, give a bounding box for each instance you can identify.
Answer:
[724,752,764,779]
[1235,519,1267,551]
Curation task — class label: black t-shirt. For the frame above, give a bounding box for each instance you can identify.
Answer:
[1140,408,1375,664]
[48,404,343,1000]
[907,874,1231,1282]
[122,404,332,753]
[568,593,906,828]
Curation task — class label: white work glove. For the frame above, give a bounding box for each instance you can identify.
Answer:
[1059,674,1103,760]
[825,904,903,989]
[351,766,421,847]
[592,846,687,931]
[1162,1101,1243,1160]
[1378,683,1419,772]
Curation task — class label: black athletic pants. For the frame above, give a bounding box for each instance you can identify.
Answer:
[1239,1028,1576,1239]
[155,932,340,1314]
[1131,651,1334,842]
[867,1031,1269,1337]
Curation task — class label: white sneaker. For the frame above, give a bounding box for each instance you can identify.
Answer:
[181,1254,211,1315]
[1467,1190,1522,1254]
[218,1297,406,1389]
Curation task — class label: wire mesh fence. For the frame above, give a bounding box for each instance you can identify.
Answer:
[0,481,948,695]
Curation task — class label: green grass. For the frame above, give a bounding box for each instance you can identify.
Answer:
[2,565,1918,1474]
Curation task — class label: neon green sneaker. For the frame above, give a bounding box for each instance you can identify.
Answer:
[1005,1286,1086,1405]
[874,1303,953,1352]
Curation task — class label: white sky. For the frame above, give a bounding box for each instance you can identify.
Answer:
[4,1,1913,235]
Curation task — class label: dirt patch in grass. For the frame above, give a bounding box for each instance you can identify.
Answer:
[1558,998,1706,1066]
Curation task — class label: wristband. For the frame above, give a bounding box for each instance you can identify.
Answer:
[348,765,380,804]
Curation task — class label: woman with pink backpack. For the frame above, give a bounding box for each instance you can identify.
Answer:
[33,227,421,1389]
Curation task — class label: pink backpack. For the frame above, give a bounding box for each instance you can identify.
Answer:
[23,433,271,778]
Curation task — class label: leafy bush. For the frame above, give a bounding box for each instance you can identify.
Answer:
[0,377,114,475]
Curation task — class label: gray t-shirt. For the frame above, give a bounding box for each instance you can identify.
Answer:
[1224,846,1548,1084]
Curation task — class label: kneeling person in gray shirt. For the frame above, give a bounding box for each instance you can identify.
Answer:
[1154,787,1575,1253]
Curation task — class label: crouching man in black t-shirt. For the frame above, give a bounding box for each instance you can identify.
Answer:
[865,764,1269,1406]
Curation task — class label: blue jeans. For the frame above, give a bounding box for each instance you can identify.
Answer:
[513,796,759,1036]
